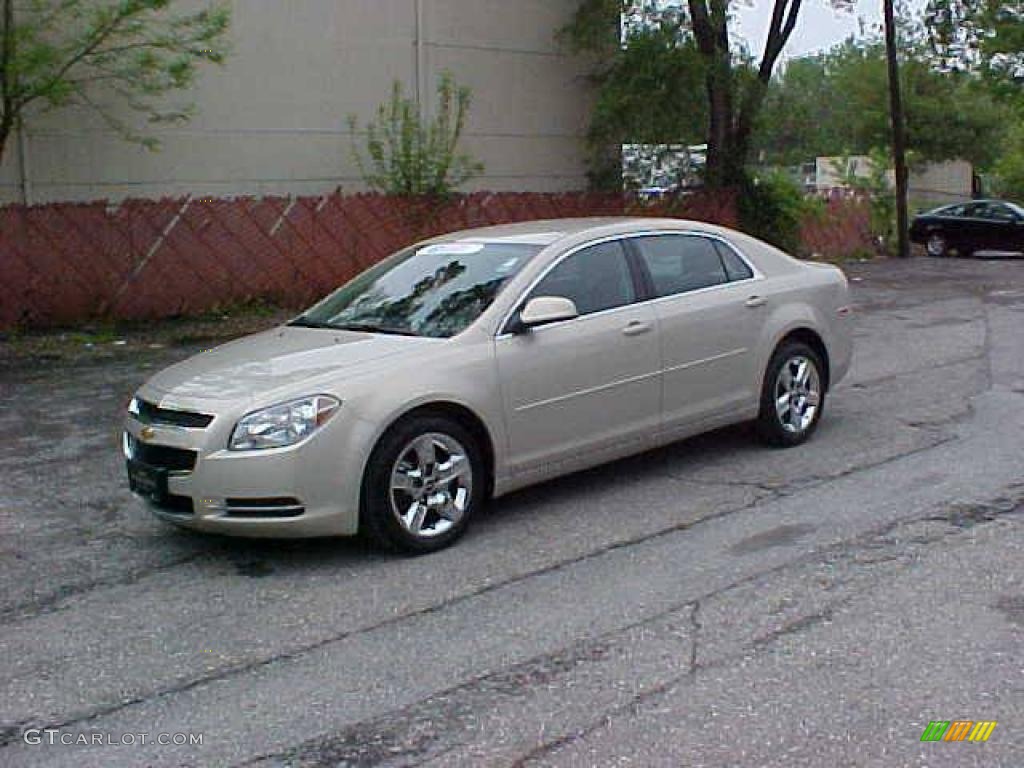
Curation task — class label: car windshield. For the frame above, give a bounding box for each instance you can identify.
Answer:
[292,241,539,338]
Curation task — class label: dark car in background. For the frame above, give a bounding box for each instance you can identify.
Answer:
[910,200,1024,258]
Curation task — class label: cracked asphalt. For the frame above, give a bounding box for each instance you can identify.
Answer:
[1,256,1023,767]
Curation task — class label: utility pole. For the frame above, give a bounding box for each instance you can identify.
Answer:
[883,0,910,259]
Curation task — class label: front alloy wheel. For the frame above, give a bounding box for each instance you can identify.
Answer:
[361,415,483,553]
[389,433,473,539]
[926,233,948,257]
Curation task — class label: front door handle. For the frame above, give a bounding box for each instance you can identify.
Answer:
[622,320,653,337]
[745,296,767,309]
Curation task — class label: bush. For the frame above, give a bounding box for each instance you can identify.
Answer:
[836,148,897,253]
[737,171,808,254]
[348,72,483,198]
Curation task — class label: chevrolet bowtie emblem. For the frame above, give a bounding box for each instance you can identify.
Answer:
[140,426,156,441]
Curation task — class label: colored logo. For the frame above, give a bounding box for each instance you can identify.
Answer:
[920,720,997,742]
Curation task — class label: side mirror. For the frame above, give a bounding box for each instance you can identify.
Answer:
[514,296,579,332]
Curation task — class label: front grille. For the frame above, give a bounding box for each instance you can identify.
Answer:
[131,440,197,472]
[225,497,305,518]
[136,399,214,429]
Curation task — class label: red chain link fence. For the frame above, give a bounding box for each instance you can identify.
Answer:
[0,188,873,330]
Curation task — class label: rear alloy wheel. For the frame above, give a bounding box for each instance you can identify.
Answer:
[756,342,825,447]
[361,415,483,553]
[926,233,949,257]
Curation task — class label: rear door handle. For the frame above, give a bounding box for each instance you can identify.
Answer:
[745,296,767,309]
[622,320,653,337]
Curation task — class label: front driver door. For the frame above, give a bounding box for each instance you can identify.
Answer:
[495,239,661,479]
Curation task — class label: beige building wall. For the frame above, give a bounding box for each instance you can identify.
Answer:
[815,156,974,207]
[0,0,593,204]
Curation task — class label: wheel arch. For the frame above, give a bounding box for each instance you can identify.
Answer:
[771,327,831,392]
[372,401,497,500]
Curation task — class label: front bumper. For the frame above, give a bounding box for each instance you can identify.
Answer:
[123,400,371,538]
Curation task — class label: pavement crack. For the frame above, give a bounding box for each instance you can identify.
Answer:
[5,475,1019,754]
[688,601,701,676]
[0,550,211,626]
[845,353,987,391]
[751,602,843,647]
[234,489,1024,768]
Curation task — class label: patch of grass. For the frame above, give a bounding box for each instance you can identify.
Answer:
[1,303,294,368]
[66,328,121,345]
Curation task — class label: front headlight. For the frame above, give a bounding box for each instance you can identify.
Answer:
[228,395,340,451]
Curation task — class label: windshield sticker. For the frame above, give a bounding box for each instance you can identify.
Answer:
[418,242,485,257]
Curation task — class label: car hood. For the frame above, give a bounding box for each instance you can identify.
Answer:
[142,326,442,406]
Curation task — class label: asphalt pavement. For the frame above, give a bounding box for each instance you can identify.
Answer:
[1,256,1022,767]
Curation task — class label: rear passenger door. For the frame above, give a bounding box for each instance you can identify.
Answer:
[977,202,1021,252]
[630,233,763,431]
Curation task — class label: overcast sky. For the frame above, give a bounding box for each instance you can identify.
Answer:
[734,0,915,58]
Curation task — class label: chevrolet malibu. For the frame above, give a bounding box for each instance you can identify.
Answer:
[124,218,853,553]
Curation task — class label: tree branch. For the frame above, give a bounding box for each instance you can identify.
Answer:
[759,0,803,82]
[687,0,715,55]
[16,3,137,111]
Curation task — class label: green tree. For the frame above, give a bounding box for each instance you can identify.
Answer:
[0,0,230,163]
[754,53,844,166]
[348,72,483,198]
[562,0,852,189]
[755,39,1010,170]
[925,0,1024,103]
[993,123,1024,201]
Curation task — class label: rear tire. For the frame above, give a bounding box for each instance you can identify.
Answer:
[360,415,484,554]
[756,342,826,448]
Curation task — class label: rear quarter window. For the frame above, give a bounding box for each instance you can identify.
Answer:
[714,242,754,281]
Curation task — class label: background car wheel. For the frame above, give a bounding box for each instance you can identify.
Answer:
[360,414,484,554]
[756,341,826,448]
[926,233,949,257]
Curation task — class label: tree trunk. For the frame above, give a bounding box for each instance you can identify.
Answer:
[691,0,801,190]
[704,58,733,187]
[884,0,911,259]
[0,0,13,167]
[691,0,744,189]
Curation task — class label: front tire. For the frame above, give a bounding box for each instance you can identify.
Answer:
[926,232,949,258]
[360,415,484,554]
[756,342,826,448]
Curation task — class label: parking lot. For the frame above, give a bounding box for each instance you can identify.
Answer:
[1,256,1023,767]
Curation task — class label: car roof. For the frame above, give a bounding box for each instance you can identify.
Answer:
[426,217,732,247]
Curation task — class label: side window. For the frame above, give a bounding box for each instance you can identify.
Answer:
[714,241,755,281]
[634,235,728,297]
[981,203,1016,222]
[530,240,635,316]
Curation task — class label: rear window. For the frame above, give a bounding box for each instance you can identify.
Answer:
[633,235,729,297]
